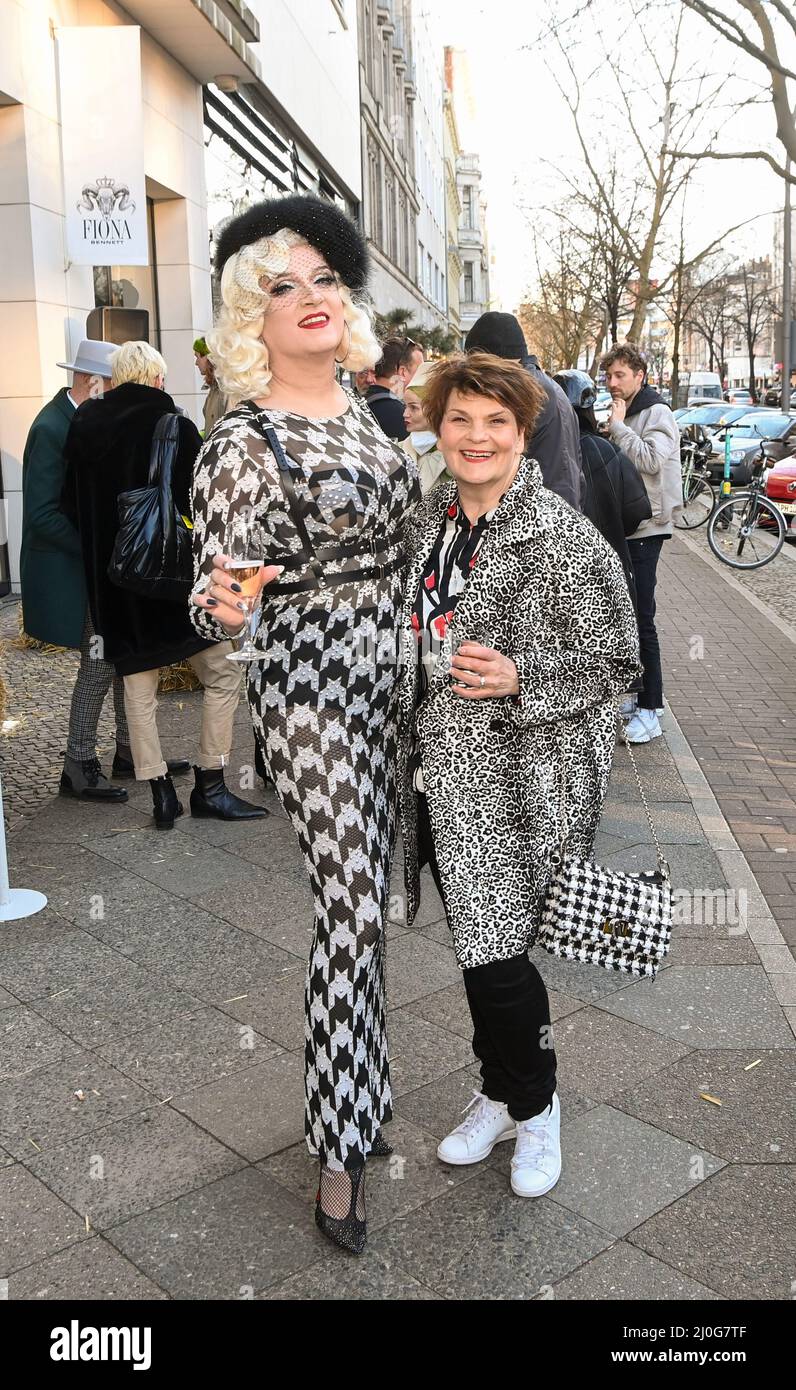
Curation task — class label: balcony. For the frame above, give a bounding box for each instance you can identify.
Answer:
[458,223,483,248]
[120,0,261,83]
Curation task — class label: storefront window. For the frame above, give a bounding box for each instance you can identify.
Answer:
[93,198,160,346]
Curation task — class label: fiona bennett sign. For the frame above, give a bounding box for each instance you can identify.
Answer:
[57,25,148,266]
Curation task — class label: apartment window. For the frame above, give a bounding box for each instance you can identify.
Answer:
[427,251,432,297]
[462,184,474,229]
[441,271,446,309]
[384,170,396,260]
[362,0,375,90]
[418,240,424,286]
[367,139,382,243]
[463,261,474,302]
[382,39,392,124]
[92,196,161,348]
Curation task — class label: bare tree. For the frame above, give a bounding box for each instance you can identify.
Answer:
[731,261,777,400]
[679,0,796,182]
[519,221,604,369]
[687,277,738,378]
[545,163,642,368]
[661,229,732,406]
[537,1,768,340]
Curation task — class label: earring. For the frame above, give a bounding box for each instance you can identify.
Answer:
[334,320,352,365]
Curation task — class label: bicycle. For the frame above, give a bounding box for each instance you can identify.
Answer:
[706,438,786,569]
[675,424,716,530]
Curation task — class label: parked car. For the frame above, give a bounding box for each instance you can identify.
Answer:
[676,404,750,433]
[763,385,796,408]
[707,410,796,486]
[765,454,796,539]
[724,387,754,406]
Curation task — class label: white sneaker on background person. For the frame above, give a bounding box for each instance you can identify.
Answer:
[437,1091,516,1165]
[511,1092,562,1197]
[622,708,663,743]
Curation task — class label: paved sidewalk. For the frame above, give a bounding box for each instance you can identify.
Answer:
[657,536,796,964]
[1,687,794,1301]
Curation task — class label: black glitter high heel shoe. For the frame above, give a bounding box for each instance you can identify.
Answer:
[370,1128,393,1157]
[315,1162,367,1256]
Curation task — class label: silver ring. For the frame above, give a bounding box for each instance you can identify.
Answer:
[480,675,486,688]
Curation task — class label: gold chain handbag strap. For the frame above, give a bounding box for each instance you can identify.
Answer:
[555,708,670,879]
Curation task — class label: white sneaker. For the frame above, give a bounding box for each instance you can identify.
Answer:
[619,695,637,720]
[621,709,662,744]
[510,1093,561,1197]
[437,1090,516,1166]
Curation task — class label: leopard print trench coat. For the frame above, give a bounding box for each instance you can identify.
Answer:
[396,456,644,969]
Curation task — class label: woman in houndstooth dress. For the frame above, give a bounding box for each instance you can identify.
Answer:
[190,196,419,1255]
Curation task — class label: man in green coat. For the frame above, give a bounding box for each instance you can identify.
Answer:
[20,340,128,802]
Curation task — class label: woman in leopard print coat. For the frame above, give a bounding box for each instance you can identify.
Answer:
[394,353,642,1195]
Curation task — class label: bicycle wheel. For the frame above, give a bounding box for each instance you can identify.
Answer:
[707,494,786,569]
[676,473,715,529]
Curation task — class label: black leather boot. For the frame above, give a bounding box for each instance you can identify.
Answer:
[189,766,269,820]
[60,756,128,802]
[149,774,183,830]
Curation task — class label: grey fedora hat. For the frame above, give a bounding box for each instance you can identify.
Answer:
[56,338,116,377]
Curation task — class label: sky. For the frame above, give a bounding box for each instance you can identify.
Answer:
[426,0,787,312]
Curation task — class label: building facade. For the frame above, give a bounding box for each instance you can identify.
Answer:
[204,0,361,282]
[0,0,364,591]
[442,88,463,345]
[357,0,430,322]
[444,49,489,343]
[410,4,447,332]
[0,0,263,590]
[455,152,491,342]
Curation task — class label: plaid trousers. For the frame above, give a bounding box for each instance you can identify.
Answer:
[66,610,129,762]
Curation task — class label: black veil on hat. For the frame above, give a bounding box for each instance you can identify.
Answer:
[214,194,369,291]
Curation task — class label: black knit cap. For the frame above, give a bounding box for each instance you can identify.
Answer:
[465,311,527,360]
[213,193,369,290]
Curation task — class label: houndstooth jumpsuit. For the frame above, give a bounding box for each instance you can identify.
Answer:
[190,389,419,1171]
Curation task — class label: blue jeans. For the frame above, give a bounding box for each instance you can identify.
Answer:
[627,535,666,710]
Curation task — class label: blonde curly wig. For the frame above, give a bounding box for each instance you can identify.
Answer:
[207,228,380,404]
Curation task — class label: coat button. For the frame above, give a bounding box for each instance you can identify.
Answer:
[489,718,507,734]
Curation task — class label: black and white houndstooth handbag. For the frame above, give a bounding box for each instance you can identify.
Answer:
[537,717,672,978]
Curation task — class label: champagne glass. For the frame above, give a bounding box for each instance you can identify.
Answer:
[224,510,264,663]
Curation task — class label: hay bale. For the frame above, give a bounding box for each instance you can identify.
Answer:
[158,661,202,693]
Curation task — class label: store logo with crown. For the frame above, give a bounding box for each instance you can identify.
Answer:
[76,177,137,248]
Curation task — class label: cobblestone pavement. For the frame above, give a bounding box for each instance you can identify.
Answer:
[0,600,118,830]
[1,682,794,1300]
[658,535,796,961]
[680,525,796,630]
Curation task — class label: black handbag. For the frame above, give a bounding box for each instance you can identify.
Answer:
[107,413,193,602]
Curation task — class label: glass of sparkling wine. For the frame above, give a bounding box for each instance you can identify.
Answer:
[224,513,263,663]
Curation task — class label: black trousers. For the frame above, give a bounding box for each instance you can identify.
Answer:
[627,535,666,710]
[416,793,557,1121]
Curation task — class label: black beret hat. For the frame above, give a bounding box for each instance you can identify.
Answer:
[465,312,527,360]
[214,193,369,291]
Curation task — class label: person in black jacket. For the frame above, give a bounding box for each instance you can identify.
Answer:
[363,338,412,441]
[553,370,651,614]
[465,313,583,509]
[62,341,266,829]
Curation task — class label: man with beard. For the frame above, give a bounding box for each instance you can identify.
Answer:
[602,343,683,744]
